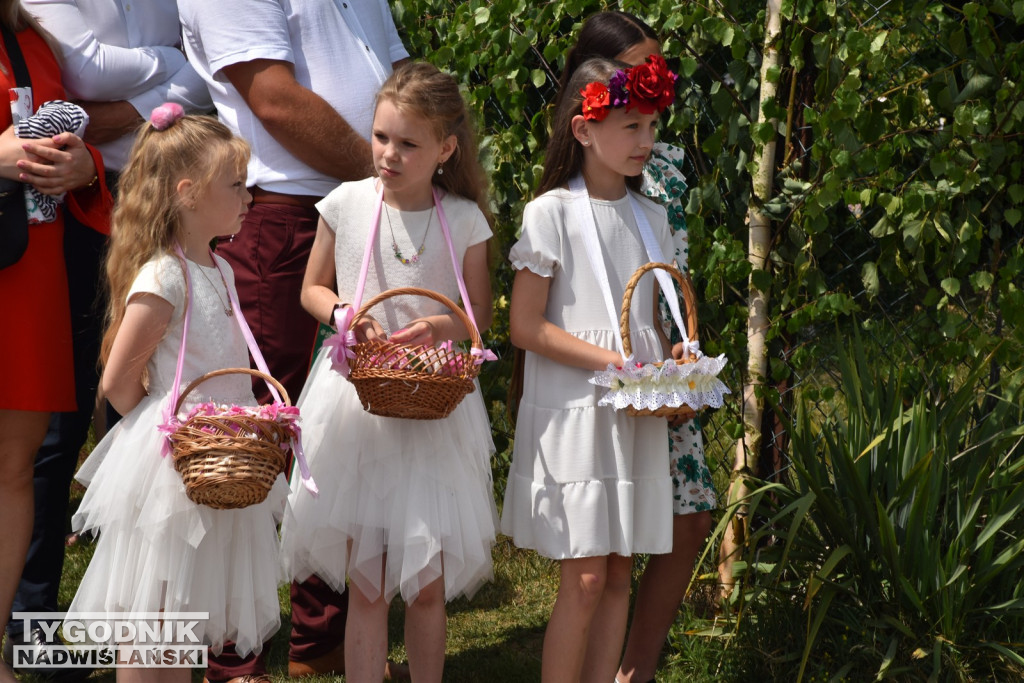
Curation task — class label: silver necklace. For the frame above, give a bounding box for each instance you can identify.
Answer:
[195,263,233,316]
[384,204,432,265]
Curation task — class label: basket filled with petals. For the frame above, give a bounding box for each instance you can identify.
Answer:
[345,287,486,420]
[165,368,299,509]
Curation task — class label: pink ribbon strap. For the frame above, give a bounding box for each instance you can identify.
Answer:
[163,245,317,496]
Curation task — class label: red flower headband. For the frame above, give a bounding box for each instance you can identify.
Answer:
[580,55,678,122]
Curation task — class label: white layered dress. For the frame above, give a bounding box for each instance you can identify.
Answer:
[500,188,675,559]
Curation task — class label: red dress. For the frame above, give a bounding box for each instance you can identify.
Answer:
[0,26,110,412]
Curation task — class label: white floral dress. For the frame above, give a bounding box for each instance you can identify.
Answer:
[642,142,718,515]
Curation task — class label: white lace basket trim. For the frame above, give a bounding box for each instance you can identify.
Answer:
[590,353,731,412]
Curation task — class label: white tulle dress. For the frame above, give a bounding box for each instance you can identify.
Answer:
[69,253,287,657]
[280,178,498,604]
[500,188,675,559]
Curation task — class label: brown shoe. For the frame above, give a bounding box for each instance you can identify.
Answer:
[384,660,411,681]
[288,641,344,677]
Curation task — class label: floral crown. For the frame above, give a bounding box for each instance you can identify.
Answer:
[579,55,677,122]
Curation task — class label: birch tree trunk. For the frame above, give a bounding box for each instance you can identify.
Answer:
[718,0,783,599]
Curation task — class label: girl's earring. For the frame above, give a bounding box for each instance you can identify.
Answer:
[437,164,444,176]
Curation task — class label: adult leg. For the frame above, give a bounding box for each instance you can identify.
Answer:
[0,409,51,683]
[581,553,633,683]
[616,511,712,683]
[287,576,348,675]
[541,556,611,683]
[404,575,445,683]
[8,217,105,636]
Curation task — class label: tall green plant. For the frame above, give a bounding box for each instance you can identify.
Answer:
[721,333,1024,680]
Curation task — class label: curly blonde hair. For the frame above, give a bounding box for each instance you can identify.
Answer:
[100,114,249,365]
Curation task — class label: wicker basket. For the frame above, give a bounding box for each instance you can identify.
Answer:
[620,262,701,420]
[348,287,482,420]
[168,368,292,510]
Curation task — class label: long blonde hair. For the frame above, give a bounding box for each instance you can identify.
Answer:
[100,114,249,365]
[376,61,492,224]
[2,0,61,69]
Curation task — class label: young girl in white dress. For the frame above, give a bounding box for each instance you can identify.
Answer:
[501,56,683,682]
[68,106,288,682]
[280,62,498,683]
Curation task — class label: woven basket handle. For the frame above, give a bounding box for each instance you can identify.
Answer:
[352,286,483,352]
[173,368,291,417]
[620,262,699,358]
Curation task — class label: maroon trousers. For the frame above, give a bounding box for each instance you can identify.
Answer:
[204,201,349,681]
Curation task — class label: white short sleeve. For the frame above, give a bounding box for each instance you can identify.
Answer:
[508,195,564,278]
[127,253,186,311]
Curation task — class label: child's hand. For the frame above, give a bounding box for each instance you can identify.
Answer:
[389,320,436,347]
[352,315,386,343]
[671,341,688,360]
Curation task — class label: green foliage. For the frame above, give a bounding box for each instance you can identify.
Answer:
[721,332,1024,681]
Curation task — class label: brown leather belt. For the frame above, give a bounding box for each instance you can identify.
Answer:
[249,186,321,209]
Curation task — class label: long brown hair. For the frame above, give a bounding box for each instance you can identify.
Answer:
[100,115,249,365]
[375,61,492,224]
[536,57,641,196]
[560,11,658,97]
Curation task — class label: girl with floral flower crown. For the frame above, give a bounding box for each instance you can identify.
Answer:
[67,107,290,682]
[502,55,683,682]
[560,12,719,683]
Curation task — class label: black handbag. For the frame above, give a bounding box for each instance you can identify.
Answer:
[0,22,31,270]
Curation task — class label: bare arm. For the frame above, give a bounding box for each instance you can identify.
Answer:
[300,219,385,342]
[509,268,622,372]
[222,59,374,182]
[78,101,144,146]
[101,293,174,414]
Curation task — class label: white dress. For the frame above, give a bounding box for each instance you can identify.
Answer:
[69,253,288,658]
[500,188,675,559]
[280,178,498,604]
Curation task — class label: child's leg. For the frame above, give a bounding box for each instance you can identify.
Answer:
[404,574,446,683]
[344,556,390,683]
[616,511,712,682]
[581,553,633,683]
[541,555,612,683]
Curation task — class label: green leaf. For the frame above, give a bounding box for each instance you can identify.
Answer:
[941,277,961,297]
[473,6,490,25]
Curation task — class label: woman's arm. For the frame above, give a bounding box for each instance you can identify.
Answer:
[389,240,493,346]
[509,268,622,372]
[101,293,174,415]
[14,131,98,195]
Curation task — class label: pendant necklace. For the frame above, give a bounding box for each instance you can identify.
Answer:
[384,203,432,265]
[196,263,233,316]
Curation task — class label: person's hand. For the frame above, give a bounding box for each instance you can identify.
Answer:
[78,101,145,145]
[17,132,97,195]
[670,341,689,361]
[388,319,436,347]
[352,314,386,343]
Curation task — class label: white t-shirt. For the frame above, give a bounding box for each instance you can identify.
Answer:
[24,0,212,170]
[178,0,409,197]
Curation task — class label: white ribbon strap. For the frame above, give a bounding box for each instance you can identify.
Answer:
[568,175,627,361]
[626,193,692,350]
